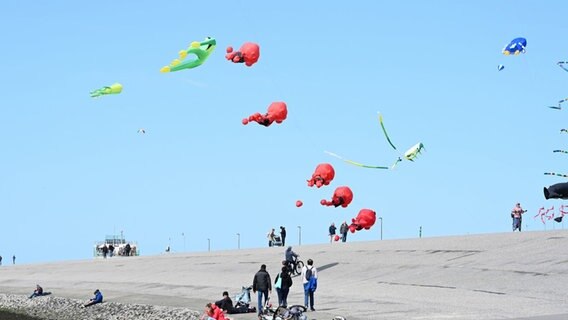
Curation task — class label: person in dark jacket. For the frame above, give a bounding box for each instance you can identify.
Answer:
[340,221,349,242]
[280,226,287,246]
[275,266,293,307]
[328,223,337,243]
[252,264,271,316]
[215,291,234,314]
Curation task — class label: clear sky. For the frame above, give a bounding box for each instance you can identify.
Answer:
[1,1,568,264]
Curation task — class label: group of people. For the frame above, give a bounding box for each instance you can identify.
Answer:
[97,243,133,258]
[252,246,318,317]
[329,222,349,243]
[28,284,102,307]
[266,226,286,247]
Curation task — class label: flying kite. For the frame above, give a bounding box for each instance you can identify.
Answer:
[553,150,568,154]
[296,200,303,208]
[555,205,567,223]
[326,113,425,169]
[349,209,376,233]
[242,102,287,126]
[160,37,216,73]
[498,65,504,71]
[502,37,527,55]
[225,42,260,67]
[137,129,146,134]
[543,181,568,200]
[549,97,568,110]
[90,83,122,98]
[558,61,568,72]
[307,163,335,188]
[320,186,353,208]
[534,206,555,224]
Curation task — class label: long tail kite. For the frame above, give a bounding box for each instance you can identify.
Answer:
[378,113,397,150]
[553,150,568,154]
[325,113,425,169]
[545,172,568,178]
[324,151,390,169]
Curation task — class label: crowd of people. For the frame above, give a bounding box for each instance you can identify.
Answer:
[96,243,135,258]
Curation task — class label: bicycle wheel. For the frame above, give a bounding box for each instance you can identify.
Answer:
[294,260,304,275]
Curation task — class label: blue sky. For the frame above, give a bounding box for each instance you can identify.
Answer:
[1,1,568,264]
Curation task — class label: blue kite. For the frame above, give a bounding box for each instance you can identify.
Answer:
[502,37,527,56]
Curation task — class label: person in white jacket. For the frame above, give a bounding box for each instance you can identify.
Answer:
[301,258,318,311]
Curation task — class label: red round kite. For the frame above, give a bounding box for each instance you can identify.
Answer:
[349,209,376,233]
[296,200,303,207]
[242,102,288,127]
[320,186,353,208]
[307,163,335,188]
[226,42,260,67]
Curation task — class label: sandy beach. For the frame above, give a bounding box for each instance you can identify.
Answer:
[1,230,568,320]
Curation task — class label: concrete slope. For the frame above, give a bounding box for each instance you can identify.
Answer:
[1,230,567,320]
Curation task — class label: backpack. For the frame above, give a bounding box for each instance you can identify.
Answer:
[275,273,282,289]
[305,267,313,281]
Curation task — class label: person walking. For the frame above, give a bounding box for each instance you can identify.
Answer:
[252,264,272,316]
[328,223,337,243]
[340,221,348,242]
[511,203,526,232]
[280,226,287,246]
[301,259,318,311]
[274,265,293,307]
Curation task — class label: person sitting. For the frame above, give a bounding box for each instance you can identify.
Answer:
[29,284,44,299]
[84,289,103,307]
[215,291,235,314]
[202,302,229,320]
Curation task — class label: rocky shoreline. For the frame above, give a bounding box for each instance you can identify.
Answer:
[0,294,201,320]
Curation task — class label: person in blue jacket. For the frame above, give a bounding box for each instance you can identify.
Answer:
[84,289,103,307]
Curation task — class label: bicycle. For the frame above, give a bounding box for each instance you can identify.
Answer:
[285,259,304,276]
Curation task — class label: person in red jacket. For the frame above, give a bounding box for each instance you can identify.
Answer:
[202,302,229,320]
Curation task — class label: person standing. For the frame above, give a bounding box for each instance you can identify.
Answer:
[275,265,293,307]
[108,244,115,257]
[267,228,275,247]
[102,245,108,258]
[280,226,287,246]
[511,203,526,232]
[340,221,348,243]
[301,259,318,311]
[0,255,2,266]
[12,255,15,265]
[252,264,272,316]
[328,223,337,243]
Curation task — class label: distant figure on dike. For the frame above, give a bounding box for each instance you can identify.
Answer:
[12,255,15,264]
[511,202,526,232]
[84,289,103,307]
[280,226,287,246]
